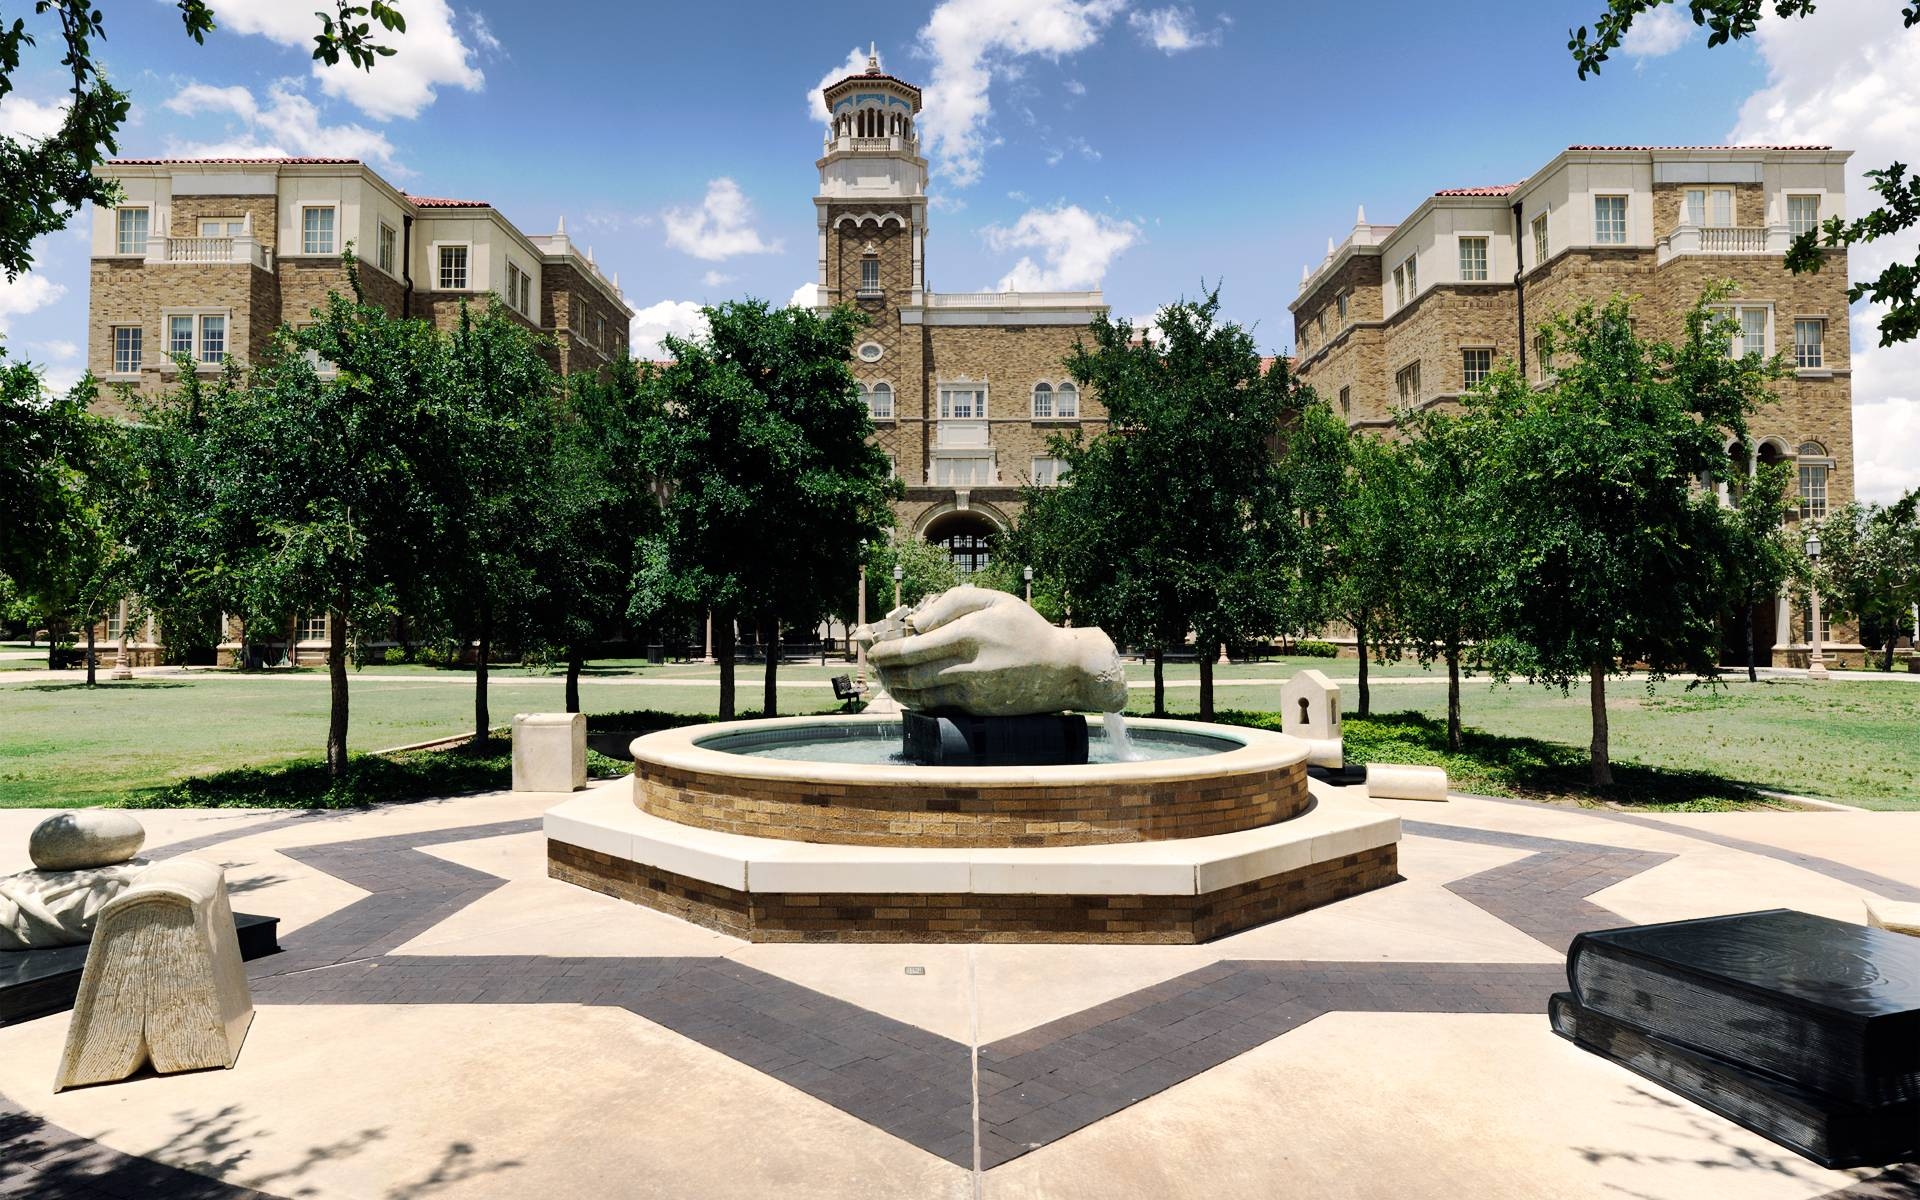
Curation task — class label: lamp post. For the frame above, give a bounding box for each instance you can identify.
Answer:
[1023,565,1033,606]
[1806,530,1829,680]
[893,563,904,611]
[855,540,868,688]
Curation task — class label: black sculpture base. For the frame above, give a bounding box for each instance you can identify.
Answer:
[1307,763,1368,788]
[902,711,1089,766]
[0,911,279,1026]
[1552,992,1920,1168]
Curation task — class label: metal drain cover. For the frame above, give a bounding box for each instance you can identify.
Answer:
[904,965,926,976]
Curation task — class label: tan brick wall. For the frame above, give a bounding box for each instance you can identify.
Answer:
[548,839,1397,944]
[87,259,263,409]
[170,194,280,251]
[1651,182,1767,239]
[542,261,628,377]
[1294,255,1387,426]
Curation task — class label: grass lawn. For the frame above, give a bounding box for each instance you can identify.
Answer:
[2,655,1916,811]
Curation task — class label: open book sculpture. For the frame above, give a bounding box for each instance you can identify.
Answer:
[55,858,254,1091]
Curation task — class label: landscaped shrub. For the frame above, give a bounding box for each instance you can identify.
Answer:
[1293,640,1340,658]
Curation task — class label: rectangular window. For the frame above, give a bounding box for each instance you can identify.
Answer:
[507,263,523,311]
[1462,347,1492,387]
[866,383,894,420]
[934,457,990,486]
[105,607,125,641]
[1533,333,1553,379]
[1032,384,1053,419]
[1798,462,1828,520]
[859,257,880,293]
[1722,306,1769,358]
[197,218,245,237]
[939,387,984,419]
[1336,290,1349,321]
[168,315,195,356]
[1788,195,1820,238]
[301,614,328,643]
[1392,262,1408,308]
[1794,318,1825,369]
[199,314,226,363]
[301,206,335,254]
[1031,457,1069,486]
[1532,213,1549,264]
[1594,195,1627,244]
[439,245,468,290]
[1404,254,1417,297]
[1687,187,1734,228]
[1394,361,1421,406]
[1055,383,1078,418]
[1458,237,1488,282]
[112,326,142,374]
[518,272,532,315]
[378,223,396,273]
[1337,385,1351,417]
[116,207,148,255]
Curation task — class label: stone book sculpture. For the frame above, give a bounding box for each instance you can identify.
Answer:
[1553,908,1920,1167]
[55,858,254,1091]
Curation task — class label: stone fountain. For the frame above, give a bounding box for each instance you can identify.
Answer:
[544,588,1404,943]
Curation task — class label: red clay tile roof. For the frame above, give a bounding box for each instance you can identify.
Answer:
[107,156,360,165]
[1434,183,1522,197]
[1566,143,1832,151]
[823,70,922,99]
[408,196,490,208]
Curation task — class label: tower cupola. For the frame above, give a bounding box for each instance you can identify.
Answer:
[820,44,923,161]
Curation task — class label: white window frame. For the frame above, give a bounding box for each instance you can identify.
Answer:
[866,381,894,420]
[1531,213,1549,265]
[168,314,196,358]
[506,262,525,313]
[859,256,881,294]
[1798,459,1829,520]
[1717,304,1772,359]
[1030,456,1070,486]
[160,310,232,368]
[1458,236,1489,282]
[115,207,149,256]
[378,222,397,274]
[1793,318,1825,370]
[300,614,329,644]
[1336,290,1350,321]
[111,325,142,375]
[1685,187,1735,228]
[932,455,993,487]
[1787,195,1821,239]
[1394,361,1421,406]
[938,384,986,420]
[197,217,245,238]
[1461,346,1493,388]
[438,243,470,291]
[1054,381,1078,419]
[1391,262,1407,308]
[199,313,227,364]
[1594,194,1628,245]
[299,205,337,255]
[1032,381,1053,419]
[1337,385,1351,417]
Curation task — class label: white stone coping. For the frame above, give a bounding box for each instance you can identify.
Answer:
[629,713,1308,790]
[544,779,1398,899]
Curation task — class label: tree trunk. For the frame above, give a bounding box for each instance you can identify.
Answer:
[85,623,97,687]
[1445,646,1461,753]
[1746,602,1758,684]
[1197,646,1215,721]
[762,614,779,718]
[1885,635,1898,673]
[1588,662,1613,787]
[716,614,736,720]
[46,619,59,669]
[473,601,492,744]
[1355,615,1371,718]
[1152,648,1165,717]
[327,601,350,779]
[565,647,583,714]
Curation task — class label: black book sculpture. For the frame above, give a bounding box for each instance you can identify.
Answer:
[1552,908,1920,1168]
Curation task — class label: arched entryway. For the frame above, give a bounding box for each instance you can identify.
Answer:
[922,509,1000,577]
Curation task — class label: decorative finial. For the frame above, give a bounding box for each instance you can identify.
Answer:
[1356,204,1366,225]
[867,42,880,73]
[1301,264,1310,284]
[588,245,596,264]
[556,215,566,235]
[1327,236,1336,256]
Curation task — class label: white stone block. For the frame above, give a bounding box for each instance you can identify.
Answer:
[1365,763,1449,802]
[1866,897,1920,938]
[514,712,586,793]
[1279,670,1342,764]
[55,858,253,1090]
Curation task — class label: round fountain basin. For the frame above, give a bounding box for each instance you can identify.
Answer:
[630,713,1311,848]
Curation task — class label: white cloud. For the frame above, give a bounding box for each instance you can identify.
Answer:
[164,80,399,168]
[1063,78,1086,97]
[207,0,484,121]
[810,45,874,121]
[1728,0,1920,503]
[0,273,65,334]
[701,270,736,288]
[628,299,708,361]
[663,179,781,261]
[916,0,1126,187]
[29,339,79,361]
[788,282,820,309]
[983,204,1140,291]
[1128,6,1221,53]
[0,95,66,141]
[1620,6,1692,59]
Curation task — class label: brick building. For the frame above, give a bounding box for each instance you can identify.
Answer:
[84,156,633,665]
[1289,145,1859,666]
[812,53,1107,573]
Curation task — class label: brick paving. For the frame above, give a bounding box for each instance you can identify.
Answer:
[5,805,1912,1191]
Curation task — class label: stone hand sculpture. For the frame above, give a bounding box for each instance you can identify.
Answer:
[2,812,150,951]
[856,586,1128,716]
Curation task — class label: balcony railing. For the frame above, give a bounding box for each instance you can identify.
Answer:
[1658,223,1789,263]
[151,235,273,271]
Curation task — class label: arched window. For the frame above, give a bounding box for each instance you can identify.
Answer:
[1056,381,1079,418]
[868,381,893,420]
[1032,381,1053,419]
[1797,441,1827,458]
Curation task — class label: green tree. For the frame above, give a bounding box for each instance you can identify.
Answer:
[2,1,403,279]
[839,534,961,625]
[1569,0,1920,346]
[633,300,897,719]
[436,302,561,742]
[1474,292,1774,785]
[1392,407,1496,751]
[1721,459,1801,682]
[1031,288,1307,719]
[1814,492,1920,670]
[1315,425,1407,719]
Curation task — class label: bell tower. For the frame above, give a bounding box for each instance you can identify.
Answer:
[814,46,927,309]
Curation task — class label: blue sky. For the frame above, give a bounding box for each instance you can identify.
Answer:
[0,0,1912,499]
